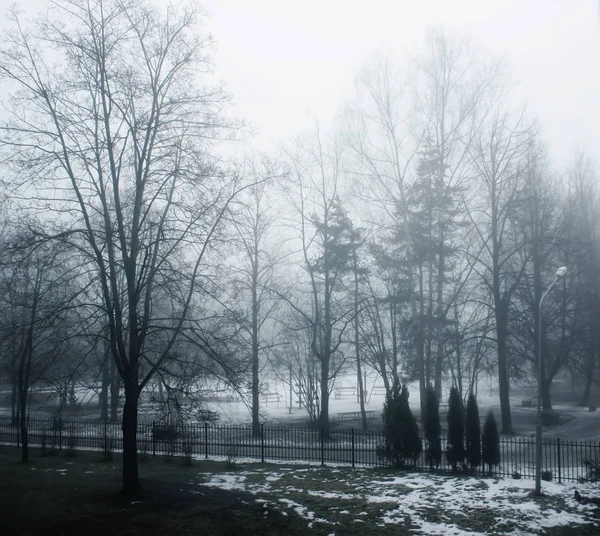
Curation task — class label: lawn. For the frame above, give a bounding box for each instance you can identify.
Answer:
[1,446,599,535]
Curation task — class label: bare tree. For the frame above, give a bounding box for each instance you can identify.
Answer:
[0,0,248,495]
[0,232,81,463]
[229,155,285,435]
[464,107,531,434]
[283,127,356,431]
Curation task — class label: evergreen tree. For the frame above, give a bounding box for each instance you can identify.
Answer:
[424,384,442,469]
[400,384,423,467]
[379,383,422,468]
[380,383,403,467]
[482,410,501,474]
[464,392,481,472]
[446,385,465,471]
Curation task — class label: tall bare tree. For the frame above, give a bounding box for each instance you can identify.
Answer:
[229,156,285,435]
[284,128,356,431]
[0,0,247,494]
[465,107,531,434]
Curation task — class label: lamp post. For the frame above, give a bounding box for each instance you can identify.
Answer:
[535,266,567,496]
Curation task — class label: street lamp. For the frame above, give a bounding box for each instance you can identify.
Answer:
[535,266,567,496]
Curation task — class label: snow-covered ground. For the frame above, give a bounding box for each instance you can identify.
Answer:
[190,458,600,535]
[6,371,600,441]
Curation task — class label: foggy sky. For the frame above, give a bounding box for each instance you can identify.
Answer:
[204,0,600,167]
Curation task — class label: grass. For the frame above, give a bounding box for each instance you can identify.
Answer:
[0,447,312,535]
[1,445,599,535]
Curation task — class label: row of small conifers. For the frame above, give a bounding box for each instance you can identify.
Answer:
[379,384,499,472]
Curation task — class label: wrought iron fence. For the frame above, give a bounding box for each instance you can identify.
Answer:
[1,416,598,483]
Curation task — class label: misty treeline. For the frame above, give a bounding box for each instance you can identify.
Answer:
[0,0,597,494]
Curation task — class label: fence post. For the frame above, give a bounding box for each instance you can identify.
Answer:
[58,416,62,451]
[152,421,156,457]
[320,426,325,467]
[204,422,209,459]
[557,438,561,484]
[261,424,265,463]
[351,428,355,468]
[16,418,20,447]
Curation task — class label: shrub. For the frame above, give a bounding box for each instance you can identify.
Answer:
[379,383,422,468]
[153,423,179,442]
[465,392,481,472]
[446,386,465,471]
[541,470,553,482]
[580,459,600,483]
[423,385,441,469]
[481,410,500,474]
[512,471,522,479]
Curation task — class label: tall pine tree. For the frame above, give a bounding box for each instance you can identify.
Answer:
[380,383,422,468]
[482,410,501,475]
[424,384,442,469]
[446,385,465,471]
[464,392,481,472]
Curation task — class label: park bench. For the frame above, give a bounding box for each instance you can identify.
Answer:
[336,410,376,421]
[261,391,281,407]
[521,398,537,408]
[334,386,357,399]
[371,385,386,395]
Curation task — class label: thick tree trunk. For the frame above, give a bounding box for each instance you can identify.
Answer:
[434,350,443,402]
[11,382,18,425]
[580,376,593,407]
[541,376,552,411]
[100,356,109,421]
[496,313,513,435]
[122,383,141,497]
[579,350,594,406]
[19,393,29,463]
[110,359,120,423]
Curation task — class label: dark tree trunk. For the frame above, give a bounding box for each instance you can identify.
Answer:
[579,351,594,406]
[251,264,260,437]
[11,382,18,424]
[434,350,443,402]
[541,376,552,411]
[69,381,76,405]
[417,264,427,415]
[121,382,141,497]
[19,393,29,463]
[101,356,109,422]
[495,312,513,435]
[110,359,120,423]
[319,354,330,435]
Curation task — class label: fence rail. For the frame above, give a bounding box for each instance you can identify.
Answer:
[1,416,598,483]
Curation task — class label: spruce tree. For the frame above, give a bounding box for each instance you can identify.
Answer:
[464,392,481,472]
[424,384,442,469]
[446,385,465,471]
[380,383,422,468]
[380,383,403,467]
[399,384,422,467]
[482,410,501,474]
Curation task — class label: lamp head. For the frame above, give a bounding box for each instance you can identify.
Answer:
[556,266,567,278]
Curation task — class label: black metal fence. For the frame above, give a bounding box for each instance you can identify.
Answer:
[1,416,598,483]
